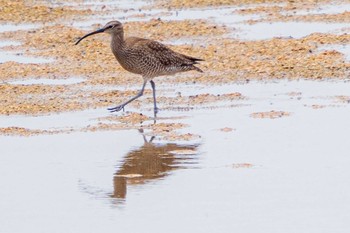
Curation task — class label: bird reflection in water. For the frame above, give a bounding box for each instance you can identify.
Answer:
[110,130,199,201]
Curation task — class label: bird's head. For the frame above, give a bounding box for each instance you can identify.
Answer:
[75,20,123,45]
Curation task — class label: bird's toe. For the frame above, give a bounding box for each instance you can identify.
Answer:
[108,105,124,113]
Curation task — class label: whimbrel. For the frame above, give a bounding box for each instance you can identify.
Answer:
[75,20,203,116]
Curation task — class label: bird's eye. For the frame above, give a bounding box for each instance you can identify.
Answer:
[108,25,114,29]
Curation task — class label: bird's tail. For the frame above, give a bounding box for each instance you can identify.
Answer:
[192,65,203,73]
[180,54,204,73]
[183,55,204,64]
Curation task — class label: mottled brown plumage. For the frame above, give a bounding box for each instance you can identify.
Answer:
[75,20,203,116]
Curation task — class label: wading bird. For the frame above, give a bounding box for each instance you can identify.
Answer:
[75,20,203,117]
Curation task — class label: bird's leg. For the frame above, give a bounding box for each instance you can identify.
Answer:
[149,136,155,142]
[138,129,148,143]
[150,80,159,114]
[108,81,147,113]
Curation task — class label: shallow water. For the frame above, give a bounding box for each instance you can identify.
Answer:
[9,77,85,85]
[0,23,40,33]
[1,80,350,232]
[235,22,349,40]
[0,40,21,47]
[319,44,350,61]
[0,51,54,64]
[68,1,350,41]
[292,3,350,16]
[2,1,350,232]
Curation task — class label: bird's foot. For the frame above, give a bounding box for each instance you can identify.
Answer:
[154,107,160,114]
[108,105,125,113]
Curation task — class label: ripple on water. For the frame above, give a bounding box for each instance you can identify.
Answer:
[0,52,54,64]
[0,23,40,33]
[9,77,85,85]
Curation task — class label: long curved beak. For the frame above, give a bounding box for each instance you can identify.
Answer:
[75,28,105,45]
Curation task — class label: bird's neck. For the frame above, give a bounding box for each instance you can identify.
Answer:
[110,31,125,55]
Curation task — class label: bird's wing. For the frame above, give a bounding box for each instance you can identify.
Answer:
[132,39,201,66]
